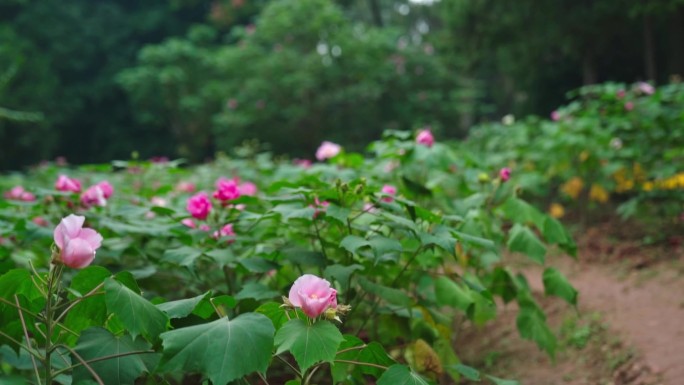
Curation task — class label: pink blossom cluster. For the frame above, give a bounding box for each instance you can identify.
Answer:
[4,186,35,202]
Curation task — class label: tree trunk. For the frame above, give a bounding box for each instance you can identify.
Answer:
[643,14,657,81]
[668,6,684,79]
[582,50,598,85]
[367,0,383,27]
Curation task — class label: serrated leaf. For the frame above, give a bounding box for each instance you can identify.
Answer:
[156,292,211,319]
[377,364,430,385]
[542,268,578,306]
[275,319,343,373]
[73,327,157,385]
[104,277,168,341]
[160,313,274,385]
[507,224,546,264]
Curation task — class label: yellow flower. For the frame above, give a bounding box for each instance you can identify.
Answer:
[579,151,590,162]
[642,181,654,192]
[549,203,565,218]
[561,177,584,199]
[589,184,609,203]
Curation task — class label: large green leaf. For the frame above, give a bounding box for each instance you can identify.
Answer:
[104,277,168,341]
[160,313,275,385]
[162,246,204,267]
[507,224,546,264]
[542,268,578,306]
[274,319,344,373]
[73,327,157,385]
[377,364,430,385]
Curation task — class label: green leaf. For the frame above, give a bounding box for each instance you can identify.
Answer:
[542,268,578,306]
[324,264,364,291]
[453,363,480,380]
[160,313,275,385]
[368,236,403,258]
[156,292,211,319]
[104,277,168,341]
[192,295,236,319]
[274,319,344,373]
[326,204,351,223]
[340,235,370,254]
[73,327,157,385]
[358,277,412,307]
[377,364,430,385]
[163,246,204,267]
[256,302,290,330]
[235,282,279,301]
[485,374,521,385]
[500,197,544,228]
[516,302,556,357]
[452,231,496,250]
[507,224,546,264]
[434,276,473,312]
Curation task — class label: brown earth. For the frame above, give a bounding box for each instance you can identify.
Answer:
[457,223,684,385]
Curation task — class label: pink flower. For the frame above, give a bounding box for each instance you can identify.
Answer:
[97,181,114,199]
[294,159,313,168]
[499,167,511,182]
[315,141,342,161]
[288,274,337,318]
[381,184,397,202]
[32,217,49,227]
[150,196,167,207]
[238,181,257,196]
[616,89,626,99]
[637,82,655,95]
[181,218,196,228]
[81,186,106,207]
[312,197,329,219]
[624,101,634,111]
[53,214,103,269]
[199,224,211,232]
[213,178,241,201]
[55,175,82,193]
[416,129,434,147]
[4,186,35,201]
[213,223,236,242]
[227,98,238,110]
[186,192,212,220]
[176,181,196,193]
[550,110,560,121]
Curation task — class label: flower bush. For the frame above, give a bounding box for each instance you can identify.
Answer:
[0,130,577,384]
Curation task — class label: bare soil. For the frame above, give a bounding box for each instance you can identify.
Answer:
[457,222,684,385]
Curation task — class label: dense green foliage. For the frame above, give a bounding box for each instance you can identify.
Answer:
[465,81,684,234]
[0,131,576,384]
[2,0,684,169]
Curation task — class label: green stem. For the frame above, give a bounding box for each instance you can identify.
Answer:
[52,344,104,385]
[274,355,301,377]
[14,295,42,385]
[53,282,105,325]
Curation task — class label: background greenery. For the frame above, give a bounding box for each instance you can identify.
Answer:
[2,0,684,169]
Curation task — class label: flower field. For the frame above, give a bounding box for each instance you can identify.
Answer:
[1,81,683,384]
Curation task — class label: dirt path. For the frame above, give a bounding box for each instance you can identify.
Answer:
[526,257,684,385]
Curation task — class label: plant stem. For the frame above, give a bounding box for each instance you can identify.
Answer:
[53,344,104,385]
[53,282,105,325]
[334,359,388,370]
[274,355,301,377]
[51,349,156,376]
[9,297,42,385]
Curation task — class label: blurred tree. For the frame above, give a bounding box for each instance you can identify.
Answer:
[120,0,465,159]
